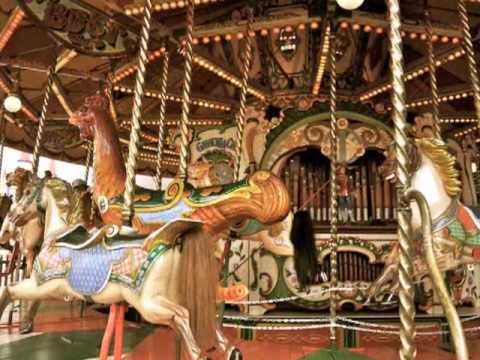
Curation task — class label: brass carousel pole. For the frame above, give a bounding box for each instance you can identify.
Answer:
[177,0,195,180]
[425,8,441,138]
[155,49,169,190]
[122,0,154,223]
[32,65,55,174]
[233,8,253,181]
[219,7,254,324]
[99,1,154,359]
[328,21,339,346]
[388,1,416,359]
[84,141,92,183]
[458,0,480,124]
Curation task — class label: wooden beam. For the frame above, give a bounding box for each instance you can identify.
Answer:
[0,57,105,82]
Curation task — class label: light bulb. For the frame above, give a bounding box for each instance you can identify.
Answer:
[3,94,22,113]
[336,0,365,10]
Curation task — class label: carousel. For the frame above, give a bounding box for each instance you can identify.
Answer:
[0,0,478,359]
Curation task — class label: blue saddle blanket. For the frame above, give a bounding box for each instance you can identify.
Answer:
[58,245,127,295]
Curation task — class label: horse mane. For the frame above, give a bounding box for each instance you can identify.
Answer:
[415,138,462,197]
[43,179,88,225]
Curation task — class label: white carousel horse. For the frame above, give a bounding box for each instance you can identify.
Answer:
[0,170,290,360]
[367,137,480,303]
[0,172,94,333]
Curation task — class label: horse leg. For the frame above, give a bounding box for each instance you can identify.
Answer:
[19,300,40,334]
[139,297,204,360]
[216,328,242,360]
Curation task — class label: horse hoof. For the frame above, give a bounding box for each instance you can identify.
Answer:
[19,322,33,334]
[228,348,242,360]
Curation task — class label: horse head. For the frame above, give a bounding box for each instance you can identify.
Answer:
[0,179,44,250]
[69,95,109,140]
[378,140,423,182]
[6,167,34,203]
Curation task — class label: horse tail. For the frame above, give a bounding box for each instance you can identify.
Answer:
[178,227,217,351]
[290,210,319,288]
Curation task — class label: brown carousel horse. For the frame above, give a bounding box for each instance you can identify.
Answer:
[0,95,292,360]
[0,168,290,360]
[68,94,318,288]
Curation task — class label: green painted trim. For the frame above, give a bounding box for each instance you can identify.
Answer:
[260,111,393,170]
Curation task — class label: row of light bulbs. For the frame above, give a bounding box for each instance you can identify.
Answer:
[125,0,223,15]
[0,8,24,51]
[405,90,472,109]
[360,49,465,101]
[142,144,178,156]
[454,125,480,138]
[141,119,224,126]
[191,54,267,101]
[112,48,166,84]
[188,21,321,46]
[113,50,266,102]
[138,152,179,165]
[439,117,478,124]
[113,85,231,111]
[312,25,330,95]
[339,20,461,44]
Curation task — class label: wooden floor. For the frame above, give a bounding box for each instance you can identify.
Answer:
[0,301,479,359]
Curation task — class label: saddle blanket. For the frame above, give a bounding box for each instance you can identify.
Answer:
[58,245,127,295]
[447,205,480,246]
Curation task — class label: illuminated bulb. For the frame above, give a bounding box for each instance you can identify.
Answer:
[376,27,384,34]
[340,21,349,29]
[3,94,22,113]
[260,29,269,36]
[409,32,417,39]
[298,23,306,31]
[352,23,361,31]
[336,0,365,10]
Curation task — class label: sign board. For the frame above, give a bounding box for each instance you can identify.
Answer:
[18,0,138,57]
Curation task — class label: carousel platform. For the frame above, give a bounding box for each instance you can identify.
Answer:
[0,301,478,359]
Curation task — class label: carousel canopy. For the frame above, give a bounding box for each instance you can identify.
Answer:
[0,0,479,175]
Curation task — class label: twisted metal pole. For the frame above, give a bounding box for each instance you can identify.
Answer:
[177,0,195,180]
[458,0,480,125]
[84,141,93,183]
[32,66,55,174]
[234,9,254,181]
[122,0,153,223]
[106,73,118,125]
[328,24,339,346]
[425,9,441,139]
[155,50,170,189]
[406,189,468,360]
[388,1,416,359]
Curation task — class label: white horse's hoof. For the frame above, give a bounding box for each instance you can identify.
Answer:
[227,347,242,360]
